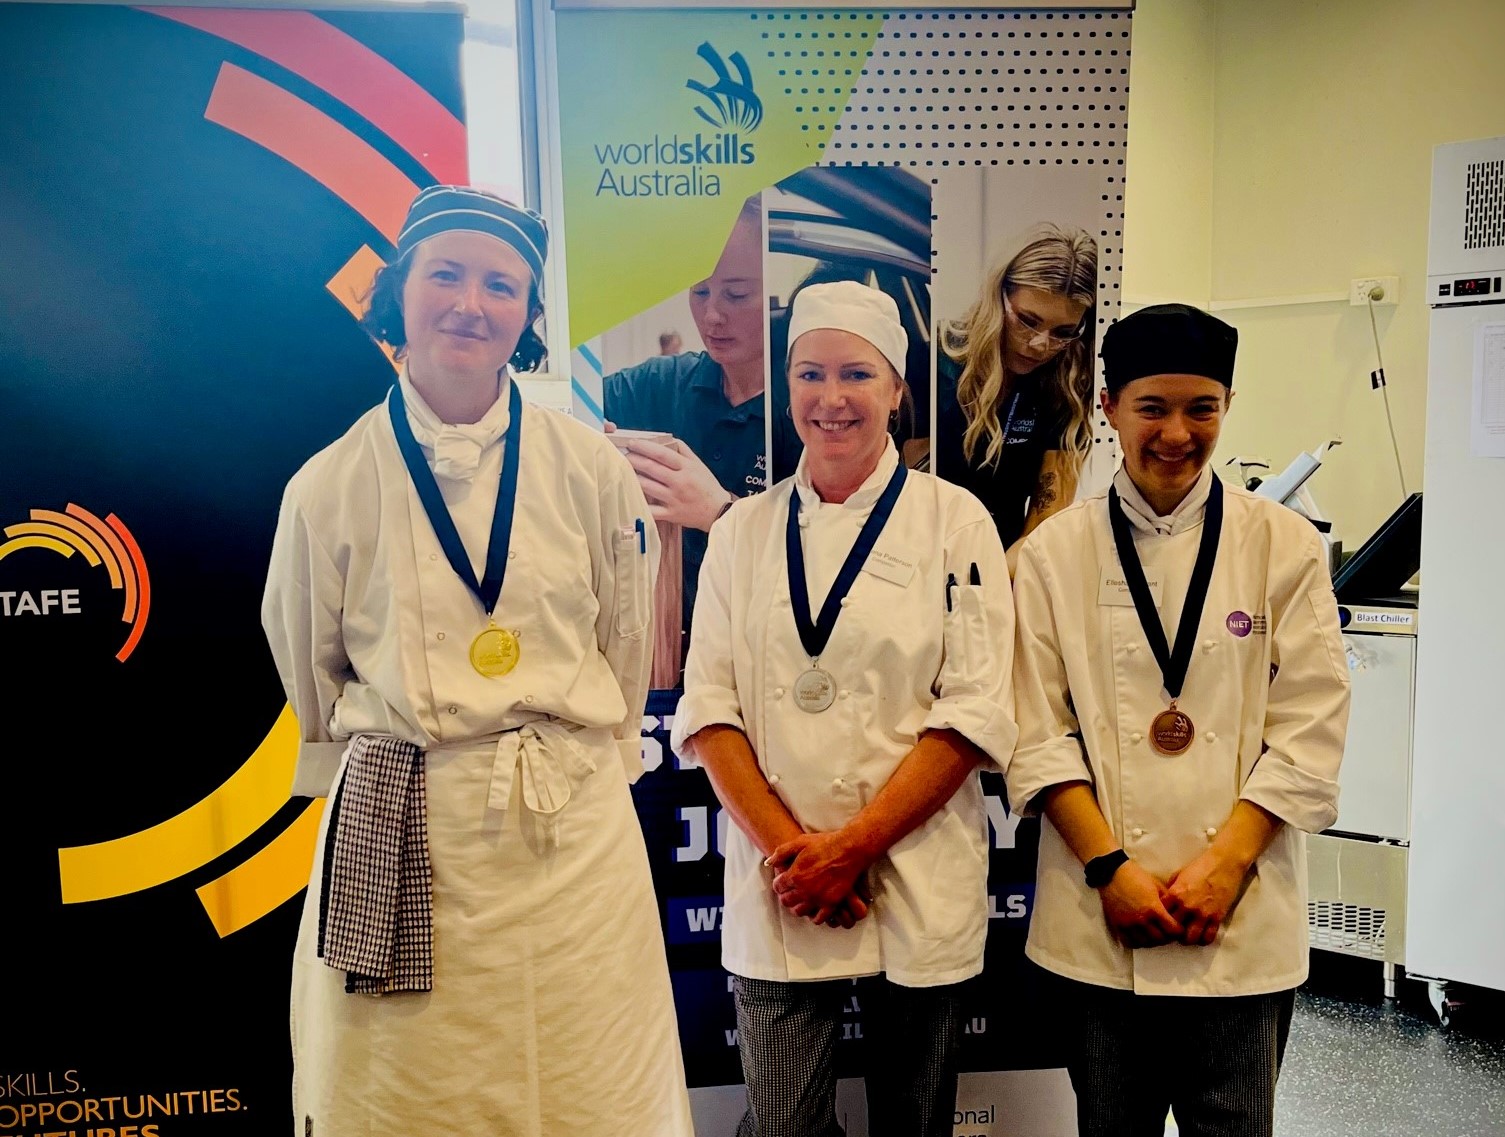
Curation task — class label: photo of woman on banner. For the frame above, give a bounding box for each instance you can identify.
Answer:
[261,185,693,1136]
[603,195,775,684]
[766,165,934,482]
[934,223,1099,563]
[672,281,1015,1137]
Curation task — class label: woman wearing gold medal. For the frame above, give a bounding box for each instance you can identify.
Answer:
[672,281,1015,1137]
[261,186,692,1136]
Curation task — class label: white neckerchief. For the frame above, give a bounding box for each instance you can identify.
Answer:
[399,365,512,482]
[1112,463,1214,537]
[793,437,900,524]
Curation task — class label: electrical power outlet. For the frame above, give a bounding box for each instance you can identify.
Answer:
[1350,276,1401,306]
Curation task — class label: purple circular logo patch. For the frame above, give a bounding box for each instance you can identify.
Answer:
[1226,611,1253,638]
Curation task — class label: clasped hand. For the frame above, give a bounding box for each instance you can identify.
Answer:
[1100,849,1250,948]
[766,831,873,930]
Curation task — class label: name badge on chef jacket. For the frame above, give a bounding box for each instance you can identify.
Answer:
[864,545,917,587]
[1099,570,1164,607]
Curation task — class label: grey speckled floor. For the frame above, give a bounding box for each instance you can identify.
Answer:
[1271,956,1505,1137]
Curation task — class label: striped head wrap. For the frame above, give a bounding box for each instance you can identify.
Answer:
[396,185,549,290]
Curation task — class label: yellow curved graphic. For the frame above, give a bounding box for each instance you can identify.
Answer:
[57,704,300,903]
[196,798,324,937]
[328,245,397,370]
[4,522,101,566]
[0,533,79,561]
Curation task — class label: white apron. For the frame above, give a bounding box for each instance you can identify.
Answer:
[290,728,693,1136]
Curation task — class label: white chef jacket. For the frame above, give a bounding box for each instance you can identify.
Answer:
[671,441,1016,987]
[1007,465,1349,996]
[262,369,658,799]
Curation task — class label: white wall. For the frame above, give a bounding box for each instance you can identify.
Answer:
[1123,0,1505,551]
[1120,0,1214,312]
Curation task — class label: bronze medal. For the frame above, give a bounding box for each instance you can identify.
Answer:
[1150,706,1195,755]
[470,624,520,677]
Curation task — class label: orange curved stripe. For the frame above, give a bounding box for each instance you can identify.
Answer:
[66,505,137,623]
[0,535,75,561]
[33,509,123,587]
[142,7,467,185]
[3,524,99,566]
[206,63,419,246]
[196,800,324,938]
[106,513,150,664]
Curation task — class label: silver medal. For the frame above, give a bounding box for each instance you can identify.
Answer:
[793,667,836,713]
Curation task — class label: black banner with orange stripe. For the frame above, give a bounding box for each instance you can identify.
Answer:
[0,6,463,1131]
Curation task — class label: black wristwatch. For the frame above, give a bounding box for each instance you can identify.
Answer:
[1084,849,1130,889]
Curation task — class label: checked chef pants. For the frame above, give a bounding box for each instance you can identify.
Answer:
[1060,978,1296,1137]
[731,974,964,1137]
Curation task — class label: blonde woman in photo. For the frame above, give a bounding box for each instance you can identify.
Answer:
[935,224,1098,563]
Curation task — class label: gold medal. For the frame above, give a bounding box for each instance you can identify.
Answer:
[1150,704,1195,755]
[470,624,520,677]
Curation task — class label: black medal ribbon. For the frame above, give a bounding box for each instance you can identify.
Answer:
[1106,474,1224,701]
[387,379,523,616]
[787,461,908,660]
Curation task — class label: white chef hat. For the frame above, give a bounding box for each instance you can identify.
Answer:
[786,281,908,381]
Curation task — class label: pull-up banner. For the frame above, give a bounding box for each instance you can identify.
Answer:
[551,6,1132,1133]
[0,5,464,1133]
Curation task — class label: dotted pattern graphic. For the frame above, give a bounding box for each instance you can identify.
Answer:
[758,8,1131,473]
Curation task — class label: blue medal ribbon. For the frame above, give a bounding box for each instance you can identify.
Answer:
[1106,474,1224,701]
[786,462,908,660]
[387,380,522,617]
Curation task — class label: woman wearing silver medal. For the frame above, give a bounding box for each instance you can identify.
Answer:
[672,281,1016,1137]
[261,186,692,1136]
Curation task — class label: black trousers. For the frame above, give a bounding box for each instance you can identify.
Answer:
[1059,978,1296,1137]
[731,974,964,1137]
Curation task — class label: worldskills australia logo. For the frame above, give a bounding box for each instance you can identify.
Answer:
[591,42,761,198]
[0,503,150,661]
[689,42,763,133]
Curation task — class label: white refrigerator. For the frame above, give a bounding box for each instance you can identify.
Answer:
[1407,134,1505,994]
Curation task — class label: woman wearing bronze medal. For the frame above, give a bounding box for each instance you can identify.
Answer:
[672,281,1015,1137]
[261,186,692,1136]
[1006,304,1350,1137]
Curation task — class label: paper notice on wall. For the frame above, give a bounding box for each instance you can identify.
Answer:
[1474,322,1505,458]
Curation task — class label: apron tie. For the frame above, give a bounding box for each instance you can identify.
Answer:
[486,720,599,849]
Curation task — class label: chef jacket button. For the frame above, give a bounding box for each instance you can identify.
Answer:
[774,687,785,698]
[1204,639,1216,650]
[430,553,439,562]
[1206,827,1219,838]
[436,632,446,641]
[1204,731,1216,743]
[840,690,851,699]
[840,597,851,607]
[525,695,535,704]
[832,777,844,790]
[1126,643,1138,653]
[508,550,517,560]
[1131,827,1145,839]
[768,773,781,786]
[447,705,458,715]
[513,629,522,638]
[1130,732,1143,743]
